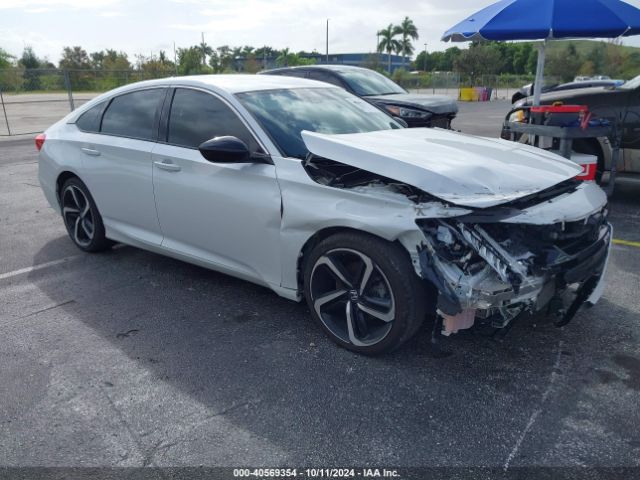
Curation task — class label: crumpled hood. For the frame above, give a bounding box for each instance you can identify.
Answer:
[367,93,458,115]
[301,128,583,209]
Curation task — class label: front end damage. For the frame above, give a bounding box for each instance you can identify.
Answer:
[299,128,612,337]
[416,210,611,335]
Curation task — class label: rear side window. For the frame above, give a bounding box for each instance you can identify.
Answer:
[101,89,164,141]
[76,102,106,132]
[274,69,308,79]
[307,71,344,88]
[167,88,258,151]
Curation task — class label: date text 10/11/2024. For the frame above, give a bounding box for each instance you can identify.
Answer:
[233,468,401,478]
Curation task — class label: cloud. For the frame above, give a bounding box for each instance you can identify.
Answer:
[0,0,121,9]
[99,11,123,17]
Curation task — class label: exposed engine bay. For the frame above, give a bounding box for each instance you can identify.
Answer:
[303,155,436,204]
[303,154,612,336]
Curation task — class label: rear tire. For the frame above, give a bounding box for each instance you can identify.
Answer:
[303,231,430,355]
[60,177,112,253]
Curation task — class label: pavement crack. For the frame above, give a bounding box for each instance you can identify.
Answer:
[503,340,564,472]
[18,299,75,319]
[99,385,147,466]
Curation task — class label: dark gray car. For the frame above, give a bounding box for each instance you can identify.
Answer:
[260,65,458,129]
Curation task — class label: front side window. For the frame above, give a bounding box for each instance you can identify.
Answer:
[167,88,259,151]
[101,89,164,141]
[237,87,401,159]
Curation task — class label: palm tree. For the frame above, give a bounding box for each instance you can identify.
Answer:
[396,16,419,68]
[199,40,213,66]
[276,48,293,67]
[377,24,401,74]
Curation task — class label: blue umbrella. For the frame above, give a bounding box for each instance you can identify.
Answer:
[442,0,640,104]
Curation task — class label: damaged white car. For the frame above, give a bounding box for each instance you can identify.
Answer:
[37,75,611,355]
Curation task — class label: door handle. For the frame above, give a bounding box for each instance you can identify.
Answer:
[81,147,101,156]
[154,160,181,172]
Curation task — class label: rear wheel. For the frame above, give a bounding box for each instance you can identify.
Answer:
[303,232,429,355]
[60,177,112,252]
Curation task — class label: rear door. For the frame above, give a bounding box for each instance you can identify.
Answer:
[150,87,282,286]
[77,88,166,245]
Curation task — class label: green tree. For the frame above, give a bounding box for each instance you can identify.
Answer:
[18,46,43,91]
[396,16,418,68]
[90,51,105,69]
[454,44,504,83]
[103,50,130,70]
[59,46,91,70]
[199,39,213,66]
[276,48,293,67]
[512,43,533,74]
[178,46,211,75]
[377,24,401,73]
[0,47,14,68]
[577,60,595,76]
[435,47,462,71]
[59,46,92,90]
[546,43,582,82]
[216,45,233,70]
[585,42,607,73]
[19,46,41,69]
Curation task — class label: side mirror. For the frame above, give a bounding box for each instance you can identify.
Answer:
[199,136,253,163]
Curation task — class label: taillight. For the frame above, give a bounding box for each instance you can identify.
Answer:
[35,133,46,151]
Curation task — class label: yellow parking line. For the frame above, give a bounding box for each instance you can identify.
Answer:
[613,239,640,249]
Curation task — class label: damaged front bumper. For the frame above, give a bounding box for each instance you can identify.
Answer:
[416,213,612,332]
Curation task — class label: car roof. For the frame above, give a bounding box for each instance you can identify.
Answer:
[65,74,341,124]
[102,74,338,95]
[264,65,370,75]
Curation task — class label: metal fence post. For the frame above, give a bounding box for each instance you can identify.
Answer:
[0,88,11,136]
[63,70,75,111]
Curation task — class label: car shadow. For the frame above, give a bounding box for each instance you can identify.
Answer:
[23,237,640,465]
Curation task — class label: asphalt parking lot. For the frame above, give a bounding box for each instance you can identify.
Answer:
[0,100,639,470]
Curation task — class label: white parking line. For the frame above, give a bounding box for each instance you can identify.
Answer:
[0,255,81,281]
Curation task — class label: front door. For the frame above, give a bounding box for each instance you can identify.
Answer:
[151,87,282,287]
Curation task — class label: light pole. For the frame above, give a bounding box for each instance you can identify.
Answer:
[423,43,428,72]
[326,19,329,63]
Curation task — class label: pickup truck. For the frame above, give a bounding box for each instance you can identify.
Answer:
[510,75,640,177]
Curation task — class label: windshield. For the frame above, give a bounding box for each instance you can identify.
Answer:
[621,75,640,90]
[237,88,401,159]
[338,69,406,96]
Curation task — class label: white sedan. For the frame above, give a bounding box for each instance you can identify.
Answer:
[37,75,611,355]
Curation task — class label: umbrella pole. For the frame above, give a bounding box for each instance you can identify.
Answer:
[532,40,547,106]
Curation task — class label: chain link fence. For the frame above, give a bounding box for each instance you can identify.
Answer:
[1,68,551,136]
[395,72,547,101]
[0,68,174,136]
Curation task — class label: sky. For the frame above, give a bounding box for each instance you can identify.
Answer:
[1,0,640,64]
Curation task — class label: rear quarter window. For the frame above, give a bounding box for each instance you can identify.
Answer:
[75,102,107,132]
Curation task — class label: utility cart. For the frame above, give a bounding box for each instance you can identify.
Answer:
[502,106,622,196]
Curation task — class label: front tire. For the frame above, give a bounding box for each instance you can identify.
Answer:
[303,232,429,355]
[60,177,112,252]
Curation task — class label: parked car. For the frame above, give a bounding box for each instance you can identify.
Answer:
[37,75,611,355]
[260,65,458,129]
[511,79,624,104]
[509,74,640,177]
